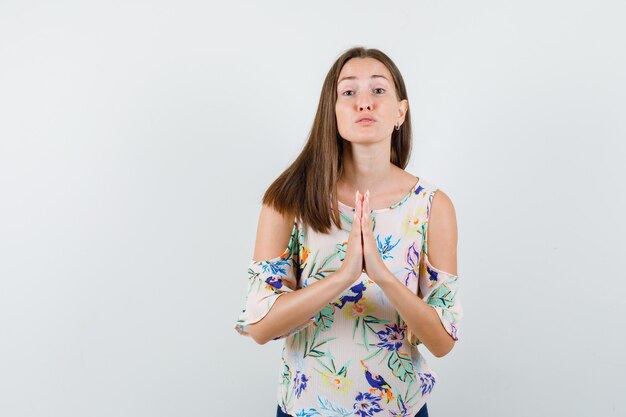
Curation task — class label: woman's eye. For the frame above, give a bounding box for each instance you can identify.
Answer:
[341,88,385,96]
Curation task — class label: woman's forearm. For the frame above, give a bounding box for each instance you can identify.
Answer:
[247,269,356,344]
[376,272,455,357]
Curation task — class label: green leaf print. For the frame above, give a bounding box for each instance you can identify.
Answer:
[395,311,402,327]
[361,346,384,362]
[337,361,351,378]
[291,326,308,351]
[281,362,291,387]
[353,315,390,352]
[280,363,295,408]
[405,384,420,407]
[336,242,347,261]
[380,349,392,366]
[314,359,334,376]
[365,316,391,325]
[317,395,352,417]
[388,350,416,382]
[248,267,263,292]
[339,210,353,229]
[304,327,336,358]
[427,283,456,309]
[361,320,368,352]
[402,383,411,405]
[313,352,352,378]
[352,317,360,339]
[314,304,335,332]
[308,249,340,281]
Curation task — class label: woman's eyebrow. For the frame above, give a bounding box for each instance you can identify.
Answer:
[338,75,389,84]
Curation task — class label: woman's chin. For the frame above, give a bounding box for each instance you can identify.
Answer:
[341,133,388,145]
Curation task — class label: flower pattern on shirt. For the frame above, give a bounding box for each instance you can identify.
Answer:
[353,392,383,417]
[235,176,463,416]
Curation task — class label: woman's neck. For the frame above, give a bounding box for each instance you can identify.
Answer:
[338,140,395,194]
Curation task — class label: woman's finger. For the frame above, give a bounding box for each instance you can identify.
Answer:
[354,190,361,233]
[362,190,370,229]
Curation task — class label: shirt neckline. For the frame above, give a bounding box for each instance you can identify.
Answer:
[337,176,421,214]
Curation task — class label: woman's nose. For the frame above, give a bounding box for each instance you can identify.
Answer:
[357,100,372,111]
[356,92,373,111]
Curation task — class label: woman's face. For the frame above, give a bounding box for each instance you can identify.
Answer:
[335,57,407,144]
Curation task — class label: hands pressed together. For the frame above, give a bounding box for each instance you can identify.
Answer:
[339,190,394,284]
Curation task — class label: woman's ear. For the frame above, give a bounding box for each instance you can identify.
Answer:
[397,99,408,124]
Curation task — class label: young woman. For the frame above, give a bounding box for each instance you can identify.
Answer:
[235,46,463,417]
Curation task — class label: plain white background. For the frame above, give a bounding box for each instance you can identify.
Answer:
[1,1,625,416]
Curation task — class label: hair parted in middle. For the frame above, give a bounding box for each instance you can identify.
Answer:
[262,46,413,234]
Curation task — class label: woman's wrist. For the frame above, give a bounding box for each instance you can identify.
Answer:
[335,266,361,286]
[371,269,398,289]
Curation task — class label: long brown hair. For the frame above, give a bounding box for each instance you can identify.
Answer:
[262,46,413,234]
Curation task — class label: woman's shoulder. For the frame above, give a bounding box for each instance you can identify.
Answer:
[252,203,297,261]
[389,170,435,203]
[413,176,455,220]
[415,176,457,246]
[395,168,438,194]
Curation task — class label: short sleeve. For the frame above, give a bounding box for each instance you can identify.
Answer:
[234,221,315,340]
[407,188,463,346]
[418,253,462,341]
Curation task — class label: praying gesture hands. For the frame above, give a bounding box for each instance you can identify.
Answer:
[338,190,394,284]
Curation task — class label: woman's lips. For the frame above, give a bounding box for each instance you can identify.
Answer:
[356,119,375,126]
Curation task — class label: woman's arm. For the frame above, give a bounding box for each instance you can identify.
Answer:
[375,190,459,357]
[247,268,355,344]
[246,204,358,345]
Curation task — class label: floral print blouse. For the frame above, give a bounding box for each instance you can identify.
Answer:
[235,176,463,417]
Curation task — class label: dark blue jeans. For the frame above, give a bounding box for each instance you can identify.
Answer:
[276,403,428,417]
